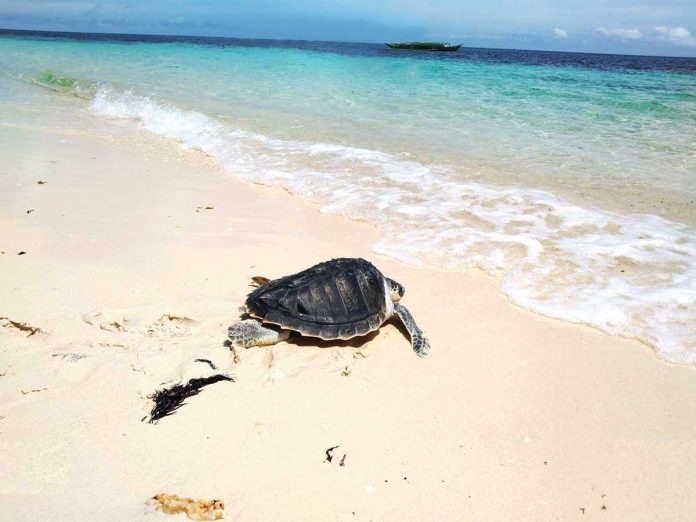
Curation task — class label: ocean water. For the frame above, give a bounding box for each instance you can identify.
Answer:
[1,31,695,363]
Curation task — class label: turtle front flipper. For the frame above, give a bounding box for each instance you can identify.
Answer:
[228,319,289,348]
[393,304,430,357]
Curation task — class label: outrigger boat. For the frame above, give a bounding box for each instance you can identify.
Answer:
[385,42,462,51]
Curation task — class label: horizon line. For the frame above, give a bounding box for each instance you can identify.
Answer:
[1,27,695,61]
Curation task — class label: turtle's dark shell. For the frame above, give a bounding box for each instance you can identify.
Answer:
[245,258,390,340]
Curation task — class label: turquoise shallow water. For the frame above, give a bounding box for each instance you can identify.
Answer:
[1,33,695,362]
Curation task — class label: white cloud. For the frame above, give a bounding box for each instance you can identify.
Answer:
[596,26,643,39]
[554,28,568,39]
[654,26,696,47]
[593,24,696,49]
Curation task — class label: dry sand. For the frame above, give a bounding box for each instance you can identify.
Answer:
[1,102,696,521]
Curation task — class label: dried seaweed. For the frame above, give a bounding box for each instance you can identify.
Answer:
[0,317,43,337]
[146,374,234,423]
[21,388,47,394]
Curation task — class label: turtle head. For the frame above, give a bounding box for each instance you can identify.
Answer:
[387,278,405,303]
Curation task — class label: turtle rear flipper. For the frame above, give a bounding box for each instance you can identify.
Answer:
[394,304,430,357]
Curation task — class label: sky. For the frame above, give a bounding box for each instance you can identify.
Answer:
[1,0,695,57]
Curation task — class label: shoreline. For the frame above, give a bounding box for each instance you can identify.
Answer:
[2,96,696,521]
[84,81,696,364]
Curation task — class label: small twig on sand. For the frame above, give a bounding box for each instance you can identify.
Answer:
[324,446,339,463]
[194,358,218,370]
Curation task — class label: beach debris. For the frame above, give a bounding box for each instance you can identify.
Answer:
[352,350,367,359]
[0,317,44,337]
[98,342,126,349]
[194,358,218,370]
[21,388,47,395]
[17,251,27,255]
[340,454,346,467]
[26,209,34,214]
[146,374,234,423]
[195,206,214,212]
[104,320,125,332]
[147,493,224,521]
[37,180,47,184]
[249,276,270,287]
[324,445,339,463]
[341,366,351,376]
[51,353,87,362]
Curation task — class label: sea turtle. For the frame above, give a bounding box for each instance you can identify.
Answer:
[227,258,430,357]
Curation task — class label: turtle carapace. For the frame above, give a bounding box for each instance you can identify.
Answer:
[227,258,430,357]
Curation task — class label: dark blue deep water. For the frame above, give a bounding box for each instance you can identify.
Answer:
[2,28,696,73]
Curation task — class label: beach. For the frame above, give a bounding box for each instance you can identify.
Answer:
[2,64,696,521]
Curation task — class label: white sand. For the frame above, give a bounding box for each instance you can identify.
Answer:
[1,102,696,521]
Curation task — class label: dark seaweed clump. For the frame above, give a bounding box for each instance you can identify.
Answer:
[146,374,234,423]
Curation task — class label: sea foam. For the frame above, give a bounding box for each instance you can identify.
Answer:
[91,86,696,363]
